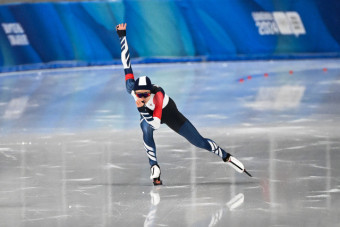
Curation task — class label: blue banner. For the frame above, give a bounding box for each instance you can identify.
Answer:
[0,0,339,72]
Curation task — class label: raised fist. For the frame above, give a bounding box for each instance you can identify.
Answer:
[116,23,127,37]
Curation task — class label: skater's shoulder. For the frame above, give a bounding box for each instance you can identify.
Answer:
[151,84,165,94]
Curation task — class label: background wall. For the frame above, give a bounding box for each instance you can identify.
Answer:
[0,0,89,3]
[0,0,339,72]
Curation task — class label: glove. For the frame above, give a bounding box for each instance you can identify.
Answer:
[138,106,161,130]
[116,25,126,38]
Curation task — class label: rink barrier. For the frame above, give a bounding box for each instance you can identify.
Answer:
[0,0,339,72]
[3,53,340,73]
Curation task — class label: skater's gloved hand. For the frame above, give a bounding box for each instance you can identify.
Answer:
[116,23,126,37]
[136,98,145,108]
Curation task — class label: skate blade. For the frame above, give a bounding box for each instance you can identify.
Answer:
[244,169,252,177]
[153,180,163,186]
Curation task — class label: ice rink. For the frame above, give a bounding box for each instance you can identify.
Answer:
[0,59,340,226]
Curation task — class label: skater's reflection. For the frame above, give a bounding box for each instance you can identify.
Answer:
[144,188,161,227]
[143,188,244,227]
[208,193,244,227]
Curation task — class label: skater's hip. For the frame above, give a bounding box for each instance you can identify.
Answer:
[161,98,187,133]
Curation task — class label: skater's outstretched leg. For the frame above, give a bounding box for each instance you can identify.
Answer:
[177,120,252,177]
[177,120,229,160]
[161,98,252,177]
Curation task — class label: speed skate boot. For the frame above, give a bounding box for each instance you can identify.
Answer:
[223,154,252,177]
[150,164,162,185]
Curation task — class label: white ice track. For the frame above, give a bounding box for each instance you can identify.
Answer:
[0,59,340,226]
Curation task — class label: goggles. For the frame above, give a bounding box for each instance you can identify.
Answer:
[136,92,151,98]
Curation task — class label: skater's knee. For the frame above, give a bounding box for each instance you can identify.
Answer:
[140,119,153,134]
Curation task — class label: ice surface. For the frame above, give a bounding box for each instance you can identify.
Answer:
[0,59,340,226]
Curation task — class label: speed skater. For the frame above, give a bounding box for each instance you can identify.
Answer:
[116,23,252,185]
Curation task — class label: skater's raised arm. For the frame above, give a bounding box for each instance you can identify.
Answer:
[116,23,135,95]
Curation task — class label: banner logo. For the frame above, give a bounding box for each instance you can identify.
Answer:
[2,23,30,46]
[252,11,306,37]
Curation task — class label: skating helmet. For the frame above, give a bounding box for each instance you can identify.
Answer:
[134,76,152,91]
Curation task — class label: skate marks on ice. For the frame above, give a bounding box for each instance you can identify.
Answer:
[0,133,339,226]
